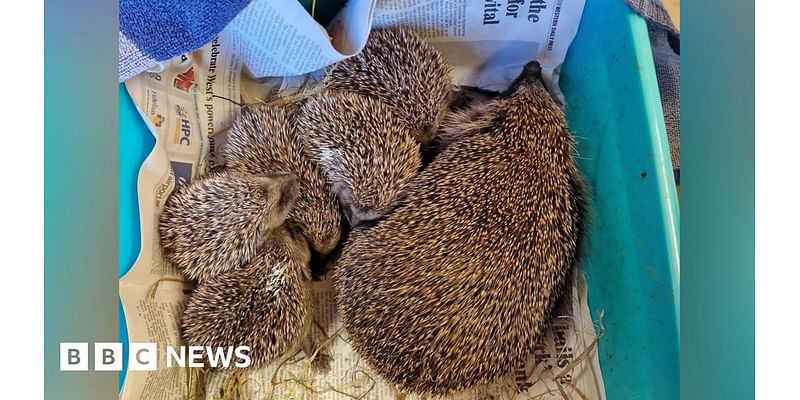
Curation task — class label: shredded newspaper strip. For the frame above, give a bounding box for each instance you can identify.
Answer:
[120,2,599,398]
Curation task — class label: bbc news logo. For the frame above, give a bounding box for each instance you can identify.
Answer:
[59,342,251,371]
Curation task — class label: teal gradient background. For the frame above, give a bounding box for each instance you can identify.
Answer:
[682,0,754,398]
[42,0,757,398]
[44,0,119,398]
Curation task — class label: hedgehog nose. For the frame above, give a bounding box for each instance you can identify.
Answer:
[522,61,543,80]
[344,206,362,227]
[422,122,440,144]
[344,204,380,227]
[421,123,433,136]
[509,61,546,89]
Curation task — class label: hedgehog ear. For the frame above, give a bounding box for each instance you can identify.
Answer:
[254,172,300,229]
[333,183,375,227]
[332,182,354,209]
[332,183,355,224]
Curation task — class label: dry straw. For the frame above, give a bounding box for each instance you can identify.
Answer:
[519,309,606,400]
[145,276,188,299]
[201,308,604,400]
[240,63,342,109]
[208,326,377,400]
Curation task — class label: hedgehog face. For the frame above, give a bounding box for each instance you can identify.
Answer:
[252,172,300,231]
[296,90,421,228]
[332,165,415,227]
[158,170,300,282]
[335,184,389,227]
[223,103,343,256]
[291,205,342,255]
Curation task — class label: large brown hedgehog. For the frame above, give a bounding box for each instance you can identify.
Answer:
[296,91,421,227]
[225,104,342,255]
[334,63,588,395]
[158,170,299,283]
[181,225,313,368]
[325,27,452,144]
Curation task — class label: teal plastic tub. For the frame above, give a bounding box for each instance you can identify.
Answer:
[118,0,680,395]
[561,0,680,398]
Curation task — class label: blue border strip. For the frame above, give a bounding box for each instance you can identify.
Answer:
[118,83,156,389]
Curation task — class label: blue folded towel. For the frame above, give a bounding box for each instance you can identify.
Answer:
[119,0,252,81]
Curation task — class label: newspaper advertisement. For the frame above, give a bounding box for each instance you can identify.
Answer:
[120,1,598,399]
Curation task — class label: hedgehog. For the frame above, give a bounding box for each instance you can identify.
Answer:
[158,170,299,283]
[225,104,342,255]
[296,90,421,227]
[334,62,588,395]
[181,223,313,368]
[436,98,500,150]
[325,27,452,144]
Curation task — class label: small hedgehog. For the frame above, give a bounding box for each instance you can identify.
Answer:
[159,170,299,283]
[181,224,313,368]
[325,27,452,144]
[225,104,342,255]
[296,91,421,226]
[334,62,587,395]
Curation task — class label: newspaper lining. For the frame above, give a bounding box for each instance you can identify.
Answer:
[120,31,245,399]
[120,1,600,398]
[371,0,586,101]
[218,0,584,96]
[223,0,374,78]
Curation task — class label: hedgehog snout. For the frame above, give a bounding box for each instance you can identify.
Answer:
[509,61,546,91]
[420,122,435,143]
[522,61,543,81]
[333,183,372,227]
[343,203,382,227]
[316,231,341,255]
[342,203,358,227]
